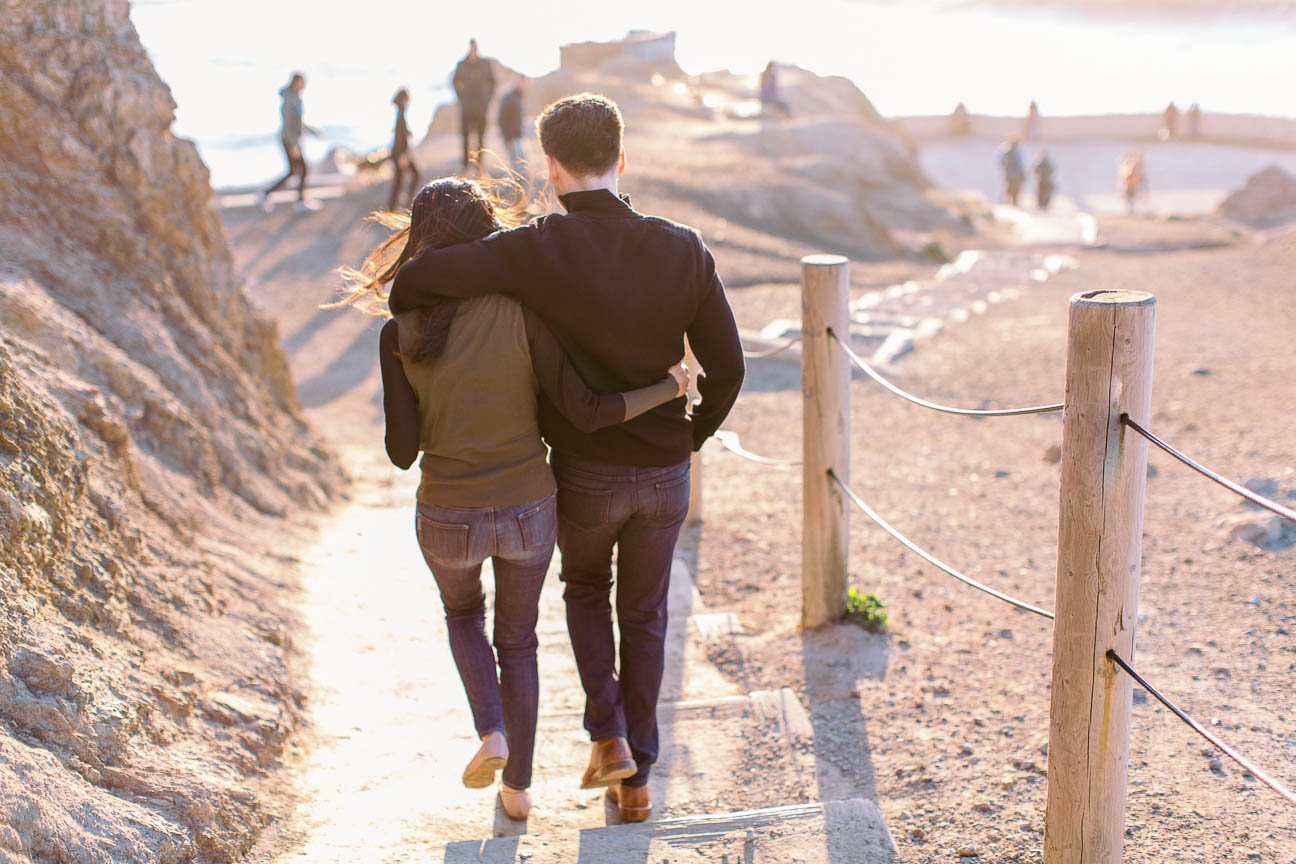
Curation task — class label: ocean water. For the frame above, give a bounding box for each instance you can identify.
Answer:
[130,0,1296,188]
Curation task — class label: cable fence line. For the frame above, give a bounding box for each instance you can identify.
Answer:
[742,334,803,360]
[1121,414,1296,524]
[713,429,802,466]
[826,469,1056,620]
[825,327,1065,417]
[707,257,1287,857]
[1107,650,1296,808]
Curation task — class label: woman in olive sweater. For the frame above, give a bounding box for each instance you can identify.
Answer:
[337,178,685,821]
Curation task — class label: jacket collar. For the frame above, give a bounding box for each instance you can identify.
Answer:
[558,188,634,214]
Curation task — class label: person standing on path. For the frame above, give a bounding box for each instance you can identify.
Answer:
[998,138,1026,207]
[1120,151,1147,214]
[498,76,528,176]
[387,88,421,211]
[1034,152,1056,210]
[388,93,746,824]
[453,39,496,171]
[260,72,320,212]
[336,177,689,822]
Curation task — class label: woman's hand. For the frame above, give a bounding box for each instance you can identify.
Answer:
[668,360,690,398]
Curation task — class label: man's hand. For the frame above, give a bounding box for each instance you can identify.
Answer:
[668,360,690,398]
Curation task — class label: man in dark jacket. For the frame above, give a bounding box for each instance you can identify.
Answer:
[389,93,744,824]
[497,75,527,175]
[452,39,496,170]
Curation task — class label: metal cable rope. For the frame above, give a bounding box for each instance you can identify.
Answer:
[825,328,1065,417]
[713,430,802,466]
[743,335,803,360]
[827,469,1055,619]
[1107,650,1296,807]
[1121,415,1296,524]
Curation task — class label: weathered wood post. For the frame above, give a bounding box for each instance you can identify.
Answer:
[801,254,851,628]
[1044,289,1156,864]
[683,338,703,525]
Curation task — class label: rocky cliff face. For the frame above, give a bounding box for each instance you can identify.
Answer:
[0,1,339,861]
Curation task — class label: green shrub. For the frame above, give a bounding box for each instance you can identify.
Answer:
[845,588,887,633]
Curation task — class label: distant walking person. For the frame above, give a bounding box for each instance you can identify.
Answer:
[1034,153,1055,210]
[498,76,528,176]
[1186,103,1203,140]
[998,139,1026,207]
[387,88,421,211]
[759,61,791,118]
[1119,152,1147,214]
[453,39,496,171]
[260,73,320,213]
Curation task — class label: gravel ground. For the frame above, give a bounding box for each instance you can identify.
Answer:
[692,216,1296,863]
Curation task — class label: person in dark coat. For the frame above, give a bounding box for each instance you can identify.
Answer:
[387,88,421,211]
[497,75,527,175]
[1034,153,1056,210]
[453,39,496,170]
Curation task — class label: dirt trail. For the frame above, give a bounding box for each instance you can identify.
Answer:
[223,129,1294,862]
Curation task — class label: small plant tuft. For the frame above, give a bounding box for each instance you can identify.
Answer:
[845,588,888,633]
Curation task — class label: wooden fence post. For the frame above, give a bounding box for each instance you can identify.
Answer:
[801,254,851,628]
[1044,289,1156,864]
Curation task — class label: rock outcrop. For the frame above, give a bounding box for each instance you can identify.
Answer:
[1218,165,1296,228]
[0,1,340,861]
[420,39,957,264]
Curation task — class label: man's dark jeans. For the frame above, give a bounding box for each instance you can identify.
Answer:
[415,492,556,790]
[552,451,690,788]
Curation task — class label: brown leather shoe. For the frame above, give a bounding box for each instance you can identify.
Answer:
[580,737,636,789]
[607,782,652,823]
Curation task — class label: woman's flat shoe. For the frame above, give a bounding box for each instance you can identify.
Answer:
[462,732,509,788]
[499,783,531,820]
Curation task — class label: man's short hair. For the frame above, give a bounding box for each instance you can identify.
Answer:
[536,93,623,178]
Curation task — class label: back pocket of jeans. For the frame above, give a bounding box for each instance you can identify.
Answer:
[654,474,690,523]
[518,496,557,550]
[557,483,612,531]
[416,514,470,560]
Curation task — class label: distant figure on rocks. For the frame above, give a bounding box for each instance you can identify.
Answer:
[387,88,421,211]
[1186,102,1203,139]
[336,177,688,822]
[949,101,971,136]
[1024,100,1041,141]
[1160,102,1180,141]
[759,62,791,118]
[260,72,321,212]
[1034,153,1056,210]
[998,138,1026,207]
[388,93,745,825]
[1119,151,1147,214]
[498,75,528,176]
[453,39,497,171]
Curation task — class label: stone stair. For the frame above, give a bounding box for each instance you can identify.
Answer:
[434,798,892,863]
[740,247,1083,369]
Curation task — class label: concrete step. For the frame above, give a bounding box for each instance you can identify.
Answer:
[430,798,895,863]
[378,687,819,851]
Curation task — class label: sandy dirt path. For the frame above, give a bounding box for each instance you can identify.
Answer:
[222,132,1294,862]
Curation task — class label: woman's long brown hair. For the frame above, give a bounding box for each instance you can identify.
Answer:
[330,177,526,363]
